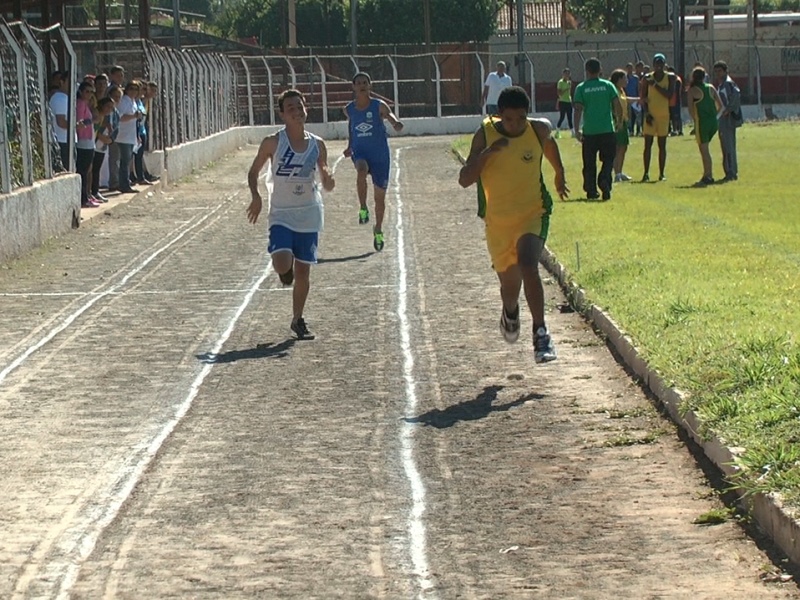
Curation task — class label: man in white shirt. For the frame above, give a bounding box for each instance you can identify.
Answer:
[482,61,513,115]
[49,71,71,171]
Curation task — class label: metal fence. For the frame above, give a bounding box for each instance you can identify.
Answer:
[3,24,799,196]
[0,21,73,193]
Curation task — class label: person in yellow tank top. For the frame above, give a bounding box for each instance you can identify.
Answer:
[641,53,676,181]
[458,86,569,364]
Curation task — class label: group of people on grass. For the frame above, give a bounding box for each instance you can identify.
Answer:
[48,66,160,208]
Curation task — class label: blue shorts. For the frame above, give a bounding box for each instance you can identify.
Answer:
[352,151,390,190]
[268,225,318,264]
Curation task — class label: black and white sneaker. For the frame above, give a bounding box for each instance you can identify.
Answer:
[499,306,520,343]
[291,317,315,340]
[533,326,557,363]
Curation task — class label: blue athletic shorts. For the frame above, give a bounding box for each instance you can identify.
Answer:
[352,151,390,190]
[268,225,319,264]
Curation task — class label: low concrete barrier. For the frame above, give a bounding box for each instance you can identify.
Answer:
[0,174,81,264]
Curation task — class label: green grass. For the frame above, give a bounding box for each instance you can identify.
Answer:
[453,122,800,509]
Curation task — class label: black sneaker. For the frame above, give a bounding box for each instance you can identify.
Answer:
[279,266,294,286]
[291,317,315,340]
[533,326,557,363]
[499,306,520,343]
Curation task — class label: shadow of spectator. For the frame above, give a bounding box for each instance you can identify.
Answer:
[406,385,544,429]
[197,338,296,363]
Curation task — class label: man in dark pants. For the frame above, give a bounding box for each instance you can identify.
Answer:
[573,57,624,200]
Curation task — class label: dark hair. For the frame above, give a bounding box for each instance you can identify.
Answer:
[278,88,305,112]
[497,86,530,112]
[713,60,728,72]
[691,67,707,86]
[94,73,108,83]
[352,71,371,84]
[77,81,95,96]
[585,58,601,75]
[98,97,114,110]
[626,62,634,69]
[109,65,125,75]
[610,69,627,86]
[124,82,140,92]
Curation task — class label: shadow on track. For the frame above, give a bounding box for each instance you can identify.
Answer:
[197,338,296,363]
[406,384,544,429]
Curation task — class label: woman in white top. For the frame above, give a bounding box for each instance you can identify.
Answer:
[115,81,143,193]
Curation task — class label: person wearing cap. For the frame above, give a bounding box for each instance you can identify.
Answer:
[640,53,676,181]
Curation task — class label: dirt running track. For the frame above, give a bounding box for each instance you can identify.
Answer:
[0,136,797,599]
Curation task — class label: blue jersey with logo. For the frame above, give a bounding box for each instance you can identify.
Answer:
[346,98,389,157]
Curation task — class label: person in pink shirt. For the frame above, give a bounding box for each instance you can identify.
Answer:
[76,81,100,207]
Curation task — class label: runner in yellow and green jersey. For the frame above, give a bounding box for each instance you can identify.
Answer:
[458,86,569,363]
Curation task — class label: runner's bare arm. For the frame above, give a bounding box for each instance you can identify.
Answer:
[343,107,353,156]
[458,126,507,188]
[247,135,277,224]
[379,100,403,132]
[317,140,335,192]
[531,120,569,200]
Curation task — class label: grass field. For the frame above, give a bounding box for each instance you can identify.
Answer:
[453,122,800,508]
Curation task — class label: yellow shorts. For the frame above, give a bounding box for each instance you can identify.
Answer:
[643,115,670,137]
[485,212,549,273]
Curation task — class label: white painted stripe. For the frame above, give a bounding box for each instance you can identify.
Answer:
[0,201,228,388]
[0,283,394,298]
[50,260,275,599]
[393,147,436,597]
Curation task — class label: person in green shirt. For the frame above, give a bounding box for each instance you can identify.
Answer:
[555,68,573,137]
[573,58,624,201]
[688,66,722,185]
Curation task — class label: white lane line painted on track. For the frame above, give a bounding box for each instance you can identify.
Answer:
[48,260,275,600]
[0,201,228,388]
[393,147,436,598]
[0,283,394,298]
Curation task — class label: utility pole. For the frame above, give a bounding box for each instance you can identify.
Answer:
[172,0,181,49]
[351,0,357,56]
[288,0,297,47]
[516,0,526,88]
[423,0,431,49]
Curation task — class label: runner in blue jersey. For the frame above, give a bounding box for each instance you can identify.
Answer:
[343,72,403,251]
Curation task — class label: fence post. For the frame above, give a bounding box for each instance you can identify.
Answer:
[240,56,254,127]
[16,21,52,179]
[0,24,32,186]
[475,52,486,117]
[56,25,77,172]
[261,57,275,125]
[386,54,400,118]
[0,64,12,193]
[525,51,535,114]
[313,56,328,123]
[432,54,442,118]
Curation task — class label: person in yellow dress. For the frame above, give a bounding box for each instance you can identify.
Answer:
[458,86,569,363]
[640,53,676,181]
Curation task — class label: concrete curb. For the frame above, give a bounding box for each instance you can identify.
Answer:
[540,246,800,567]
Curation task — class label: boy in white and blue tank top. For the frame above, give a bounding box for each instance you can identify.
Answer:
[247,89,335,340]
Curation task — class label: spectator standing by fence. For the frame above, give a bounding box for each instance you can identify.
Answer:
[116,82,143,194]
[91,97,115,203]
[49,72,70,171]
[688,66,722,185]
[555,68,573,137]
[75,81,98,207]
[482,61,513,115]
[624,63,639,134]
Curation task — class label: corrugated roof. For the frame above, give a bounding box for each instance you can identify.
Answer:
[495,1,570,33]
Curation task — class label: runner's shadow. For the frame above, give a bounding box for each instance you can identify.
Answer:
[197,338,296,363]
[317,252,374,264]
[406,385,544,429]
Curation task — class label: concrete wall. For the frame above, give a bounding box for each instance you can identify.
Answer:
[0,175,81,264]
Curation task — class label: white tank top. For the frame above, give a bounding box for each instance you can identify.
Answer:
[267,129,324,232]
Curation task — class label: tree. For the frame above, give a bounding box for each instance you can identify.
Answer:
[357,0,497,44]
[568,0,629,32]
